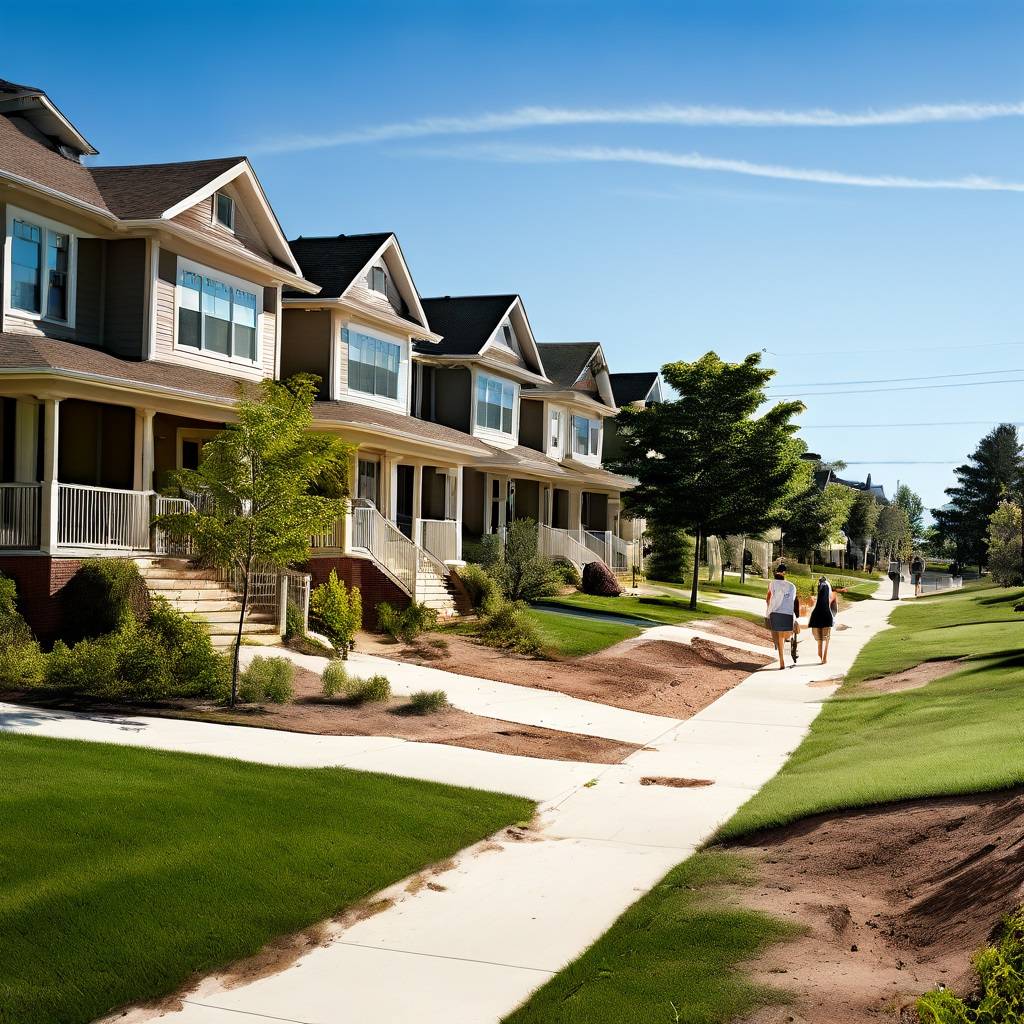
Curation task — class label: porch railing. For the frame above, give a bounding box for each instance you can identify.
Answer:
[58,483,151,550]
[608,533,631,571]
[154,495,195,556]
[0,483,41,548]
[311,516,344,551]
[538,524,600,569]
[582,529,611,564]
[419,518,458,563]
[351,503,418,595]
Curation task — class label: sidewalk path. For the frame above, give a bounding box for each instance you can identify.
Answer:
[5,581,902,1024]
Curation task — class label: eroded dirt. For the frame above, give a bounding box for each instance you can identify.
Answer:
[853,658,966,695]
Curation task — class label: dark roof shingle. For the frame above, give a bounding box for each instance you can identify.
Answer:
[90,157,243,219]
[284,234,392,299]
[535,342,600,389]
[416,295,516,356]
[609,371,659,406]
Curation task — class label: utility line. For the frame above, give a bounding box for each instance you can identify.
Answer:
[762,340,1022,357]
[800,420,1024,428]
[772,377,1024,397]
[767,367,1024,389]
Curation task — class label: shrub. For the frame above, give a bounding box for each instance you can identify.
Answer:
[236,656,295,704]
[320,660,349,699]
[376,600,438,641]
[61,558,151,643]
[582,559,622,597]
[285,600,306,640]
[147,597,227,698]
[310,570,362,657]
[45,636,119,696]
[477,599,542,654]
[551,558,582,589]
[457,563,502,614]
[486,519,561,602]
[321,662,390,703]
[0,572,45,688]
[406,689,449,714]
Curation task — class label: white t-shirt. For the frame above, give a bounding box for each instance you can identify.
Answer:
[768,578,797,615]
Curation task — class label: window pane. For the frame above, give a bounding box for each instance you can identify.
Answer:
[202,277,231,354]
[205,316,230,354]
[178,308,201,348]
[177,270,202,347]
[216,193,234,228]
[348,331,400,397]
[233,324,256,361]
[11,220,42,313]
[590,424,600,454]
[475,377,488,426]
[502,403,513,433]
[46,232,69,320]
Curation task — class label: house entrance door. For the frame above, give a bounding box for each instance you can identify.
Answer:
[395,464,414,539]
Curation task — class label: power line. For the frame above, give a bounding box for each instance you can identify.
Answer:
[840,460,962,465]
[773,377,1024,397]
[767,367,1024,389]
[762,340,1022,357]
[800,420,1024,428]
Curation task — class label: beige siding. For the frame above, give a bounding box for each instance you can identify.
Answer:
[170,183,275,265]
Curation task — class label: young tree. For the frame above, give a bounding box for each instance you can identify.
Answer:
[893,484,925,541]
[157,375,353,705]
[779,469,857,565]
[844,491,880,570]
[987,500,1024,587]
[875,504,914,563]
[610,352,805,609]
[645,519,693,583]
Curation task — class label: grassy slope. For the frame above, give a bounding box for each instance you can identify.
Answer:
[503,852,800,1024]
[1,733,533,1024]
[719,584,1024,839]
[537,593,763,626]
[526,608,641,657]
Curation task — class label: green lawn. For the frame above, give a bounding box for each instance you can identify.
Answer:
[526,608,641,657]
[503,852,800,1024]
[0,733,533,1024]
[718,583,1024,839]
[537,593,763,626]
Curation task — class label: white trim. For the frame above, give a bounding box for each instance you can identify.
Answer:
[173,254,263,369]
[145,238,159,360]
[338,235,432,336]
[4,203,81,329]
[479,297,548,379]
[273,284,283,380]
[212,192,235,232]
[340,319,410,414]
[472,367,519,447]
[161,163,248,221]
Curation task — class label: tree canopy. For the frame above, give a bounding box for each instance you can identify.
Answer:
[893,484,925,541]
[779,466,856,564]
[610,352,805,607]
[844,490,880,564]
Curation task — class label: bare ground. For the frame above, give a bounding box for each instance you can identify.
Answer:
[722,788,1024,1023]
[363,632,772,718]
[687,616,775,649]
[852,658,967,695]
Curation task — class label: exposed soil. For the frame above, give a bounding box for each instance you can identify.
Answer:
[0,666,636,765]
[722,788,1024,1024]
[853,658,966,695]
[364,632,772,718]
[640,776,714,788]
[687,616,775,649]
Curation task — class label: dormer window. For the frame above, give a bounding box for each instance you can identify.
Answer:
[370,265,389,295]
[496,321,518,350]
[215,192,235,230]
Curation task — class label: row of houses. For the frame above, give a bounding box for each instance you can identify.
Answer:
[0,77,663,637]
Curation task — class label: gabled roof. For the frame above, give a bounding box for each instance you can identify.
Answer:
[609,371,660,406]
[285,234,393,299]
[416,295,518,356]
[536,342,602,389]
[90,157,244,219]
[0,78,96,156]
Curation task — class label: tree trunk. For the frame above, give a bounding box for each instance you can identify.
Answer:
[740,534,747,584]
[230,556,252,708]
[689,524,702,611]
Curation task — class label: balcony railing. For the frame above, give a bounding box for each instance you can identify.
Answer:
[419,518,459,563]
[311,516,344,551]
[58,483,152,550]
[0,483,41,549]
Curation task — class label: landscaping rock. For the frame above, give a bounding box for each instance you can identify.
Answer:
[582,560,622,597]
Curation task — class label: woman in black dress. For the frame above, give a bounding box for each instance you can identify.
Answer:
[808,576,838,664]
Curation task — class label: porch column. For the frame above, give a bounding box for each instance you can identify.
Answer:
[608,497,622,536]
[568,487,583,534]
[342,453,356,553]
[133,409,156,491]
[14,399,38,483]
[453,466,464,561]
[411,462,423,547]
[39,398,60,554]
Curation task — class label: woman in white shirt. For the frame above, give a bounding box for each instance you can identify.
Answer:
[766,564,799,670]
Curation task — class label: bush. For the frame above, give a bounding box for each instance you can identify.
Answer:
[406,689,449,714]
[61,558,151,643]
[646,521,693,583]
[485,519,561,602]
[310,570,362,656]
[376,600,438,642]
[45,635,120,697]
[457,563,502,614]
[321,662,390,703]
[285,600,306,640]
[551,558,582,589]
[0,572,45,688]
[320,660,349,699]
[477,599,542,654]
[236,656,295,704]
[147,597,228,698]
[582,560,622,597]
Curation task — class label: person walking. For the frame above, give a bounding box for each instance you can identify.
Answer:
[910,553,925,596]
[808,575,838,665]
[766,563,799,670]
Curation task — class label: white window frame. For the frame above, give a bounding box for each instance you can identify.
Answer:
[369,264,389,295]
[173,255,263,367]
[213,192,235,231]
[571,413,602,459]
[548,407,564,455]
[4,204,80,328]
[473,370,519,440]
[339,319,409,413]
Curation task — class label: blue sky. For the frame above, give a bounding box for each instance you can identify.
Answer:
[9,0,1024,511]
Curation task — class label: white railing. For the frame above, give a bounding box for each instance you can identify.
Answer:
[538,524,601,568]
[311,516,344,551]
[0,483,40,548]
[58,483,151,550]
[154,495,195,556]
[419,519,459,563]
[284,569,312,631]
[609,533,631,571]
[351,504,418,595]
[582,529,610,564]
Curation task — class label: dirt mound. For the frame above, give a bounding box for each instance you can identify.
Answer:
[854,658,965,695]
[726,788,1024,1023]
[689,616,774,649]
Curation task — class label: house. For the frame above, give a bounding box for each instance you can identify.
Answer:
[603,370,664,464]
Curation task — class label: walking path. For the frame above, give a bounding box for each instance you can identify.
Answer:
[3,581,905,1024]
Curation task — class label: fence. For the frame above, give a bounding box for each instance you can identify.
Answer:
[0,483,40,548]
[57,483,151,549]
[419,519,459,563]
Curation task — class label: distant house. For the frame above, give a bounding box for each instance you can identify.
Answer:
[814,469,888,568]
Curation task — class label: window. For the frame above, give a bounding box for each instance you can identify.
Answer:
[475,373,515,434]
[495,321,518,350]
[549,409,563,449]
[572,415,601,457]
[8,211,75,323]
[346,329,400,400]
[357,459,379,506]
[177,260,260,362]
[215,192,235,230]
[369,265,388,294]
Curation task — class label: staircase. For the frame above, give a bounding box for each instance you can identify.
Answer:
[136,558,281,649]
[415,553,463,618]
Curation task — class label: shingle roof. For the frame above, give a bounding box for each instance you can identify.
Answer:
[0,78,43,95]
[89,157,243,219]
[284,234,393,299]
[535,342,600,389]
[609,371,658,406]
[415,295,516,356]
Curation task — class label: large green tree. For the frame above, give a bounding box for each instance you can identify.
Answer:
[986,500,1024,587]
[779,467,856,564]
[157,375,352,705]
[875,503,914,563]
[932,424,1024,569]
[893,484,925,541]
[844,491,880,569]
[610,352,805,608]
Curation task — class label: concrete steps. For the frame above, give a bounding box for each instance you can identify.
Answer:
[415,559,461,618]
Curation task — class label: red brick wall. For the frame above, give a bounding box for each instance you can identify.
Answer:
[0,555,83,644]
[305,555,410,630]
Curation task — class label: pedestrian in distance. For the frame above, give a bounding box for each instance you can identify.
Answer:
[808,575,839,665]
[766,563,800,670]
[910,552,925,597]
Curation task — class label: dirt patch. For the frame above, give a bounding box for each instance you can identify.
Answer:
[723,788,1024,1023]
[364,632,771,719]
[640,776,714,788]
[688,616,775,649]
[854,659,966,695]
[1,667,636,765]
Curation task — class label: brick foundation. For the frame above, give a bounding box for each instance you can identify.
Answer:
[0,555,83,645]
[305,555,410,630]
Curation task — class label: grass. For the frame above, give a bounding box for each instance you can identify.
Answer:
[536,592,763,626]
[717,583,1024,840]
[526,607,640,656]
[503,851,801,1024]
[0,733,533,1024]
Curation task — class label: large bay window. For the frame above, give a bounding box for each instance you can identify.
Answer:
[346,328,400,400]
[572,414,601,457]
[6,207,76,325]
[476,373,515,434]
[177,259,260,362]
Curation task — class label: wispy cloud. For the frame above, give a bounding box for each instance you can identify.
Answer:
[428,142,1024,192]
[250,100,1024,154]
